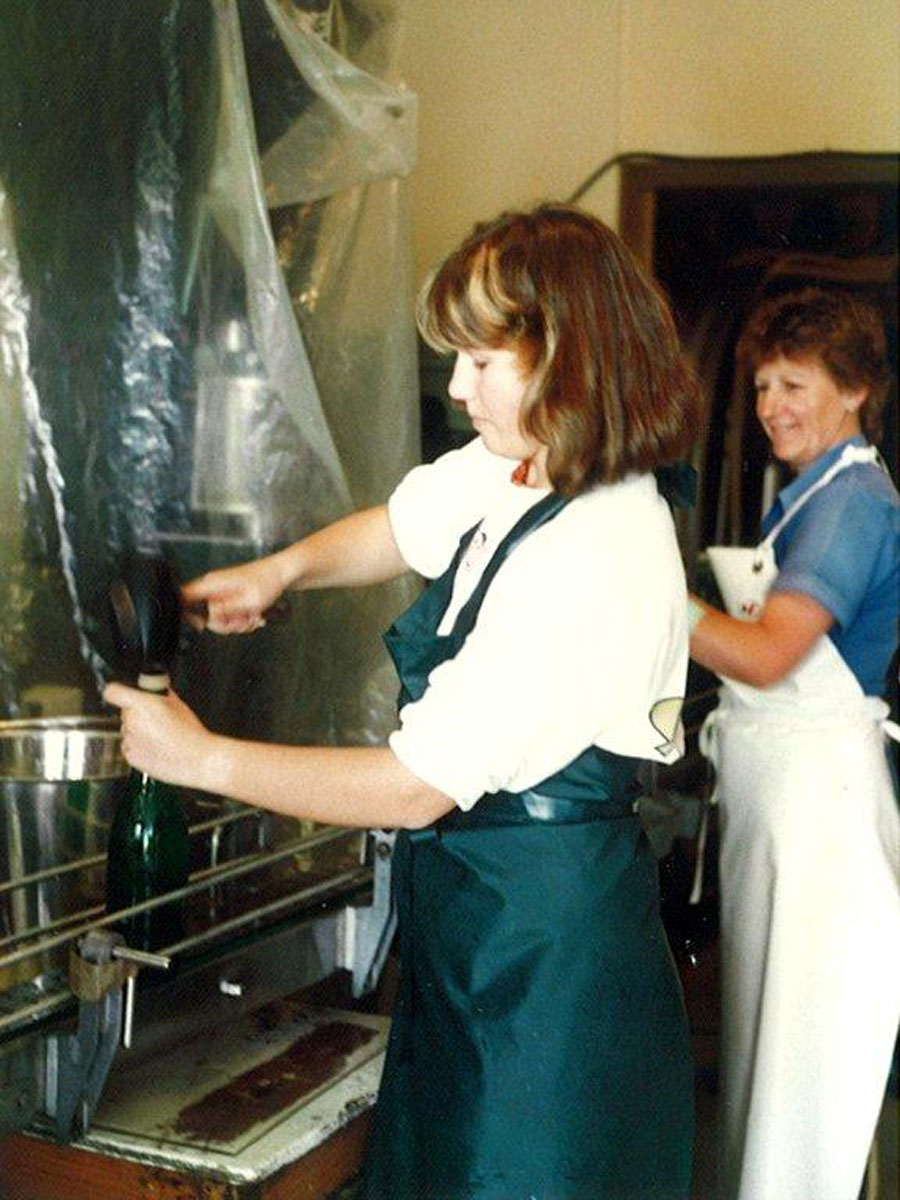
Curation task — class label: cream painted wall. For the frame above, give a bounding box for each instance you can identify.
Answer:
[397,1,623,280]
[620,0,900,154]
[397,0,899,281]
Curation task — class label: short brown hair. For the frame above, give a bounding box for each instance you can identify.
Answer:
[736,287,892,442]
[417,204,701,495]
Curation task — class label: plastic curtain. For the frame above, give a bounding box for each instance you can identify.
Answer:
[0,0,419,747]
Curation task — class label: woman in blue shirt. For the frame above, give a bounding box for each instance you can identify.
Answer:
[690,287,900,1200]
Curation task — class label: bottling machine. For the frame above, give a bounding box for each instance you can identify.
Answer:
[0,714,396,1196]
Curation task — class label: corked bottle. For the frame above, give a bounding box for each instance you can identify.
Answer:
[105,669,189,952]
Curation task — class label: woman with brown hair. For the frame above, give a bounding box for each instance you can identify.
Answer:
[106,204,702,1198]
[690,287,900,1200]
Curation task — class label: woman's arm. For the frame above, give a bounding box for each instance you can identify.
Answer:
[690,590,834,687]
[103,683,455,829]
[182,505,409,633]
[269,505,409,592]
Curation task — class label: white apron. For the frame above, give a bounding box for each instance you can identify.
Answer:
[702,444,900,1200]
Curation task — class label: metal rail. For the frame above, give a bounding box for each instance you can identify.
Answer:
[0,806,263,899]
[0,839,313,956]
[0,849,370,1038]
[0,865,370,1038]
[162,864,369,959]
[0,814,312,955]
[0,982,72,1037]
[0,902,105,954]
[0,824,362,972]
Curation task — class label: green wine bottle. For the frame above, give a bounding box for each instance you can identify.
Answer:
[106,672,190,952]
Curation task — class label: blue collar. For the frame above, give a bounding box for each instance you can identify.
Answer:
[772,435,869,519]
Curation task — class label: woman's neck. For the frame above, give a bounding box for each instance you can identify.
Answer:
[511,447,551,489]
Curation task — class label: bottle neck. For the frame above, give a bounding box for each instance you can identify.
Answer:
[138,672,170,694]
[134,674,170,789]
[127,672,171,792]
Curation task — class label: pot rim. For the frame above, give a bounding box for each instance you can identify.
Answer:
[0,716,125,782]
[0,715,120,734]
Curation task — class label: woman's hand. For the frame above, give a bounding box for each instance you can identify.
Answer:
[103,683,224,792]
[178,509,408,634]
[181,555,288,634]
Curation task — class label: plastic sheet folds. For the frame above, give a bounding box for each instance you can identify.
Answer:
[0,0,419,747]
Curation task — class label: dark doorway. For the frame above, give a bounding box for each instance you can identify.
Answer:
[620,152,898,566]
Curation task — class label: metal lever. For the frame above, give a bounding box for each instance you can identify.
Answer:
[48,931,171,1141]
[183,596,292,628]
[110,943,171,1050]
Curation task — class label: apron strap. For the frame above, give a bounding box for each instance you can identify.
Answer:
[446,491,571,644]
[759,443,879,551]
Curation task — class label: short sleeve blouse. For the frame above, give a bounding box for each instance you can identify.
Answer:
[386,438,690,808]
[765,437,900,696]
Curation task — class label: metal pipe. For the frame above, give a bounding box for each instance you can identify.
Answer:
[0,806,261,898]
[0,852,107,897]
[0,989,71,1036]
[0,903,105,953]
[0,827,302,952]
[160,865,369,958]
[0,861,370,1038]
[0,825,360,971]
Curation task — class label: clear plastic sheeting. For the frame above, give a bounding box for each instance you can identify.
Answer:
[0,0,420,749]
[0,191,36,717]
[260,0,416,207]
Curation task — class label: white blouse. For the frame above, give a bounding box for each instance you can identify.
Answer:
[387,437,689,809]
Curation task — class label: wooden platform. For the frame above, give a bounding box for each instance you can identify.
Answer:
[0,1113,370,1200]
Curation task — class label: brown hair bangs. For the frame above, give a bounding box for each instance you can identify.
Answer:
[417,241,535,354]
[417,205,701,494]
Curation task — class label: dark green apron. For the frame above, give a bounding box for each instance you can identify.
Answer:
[362,493,694,1200]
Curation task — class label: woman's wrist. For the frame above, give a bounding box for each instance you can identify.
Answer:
[269,544,306,593]
[687,595,707,636]
[197,732,238,797]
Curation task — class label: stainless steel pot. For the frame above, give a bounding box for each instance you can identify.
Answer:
[0,717,127,987]
[0,716,124,782]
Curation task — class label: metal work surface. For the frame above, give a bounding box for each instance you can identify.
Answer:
[33,1002,387,1185]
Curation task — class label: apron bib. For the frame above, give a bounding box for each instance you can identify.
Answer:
[701,444,900,1200]
[362,493,694,1200]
